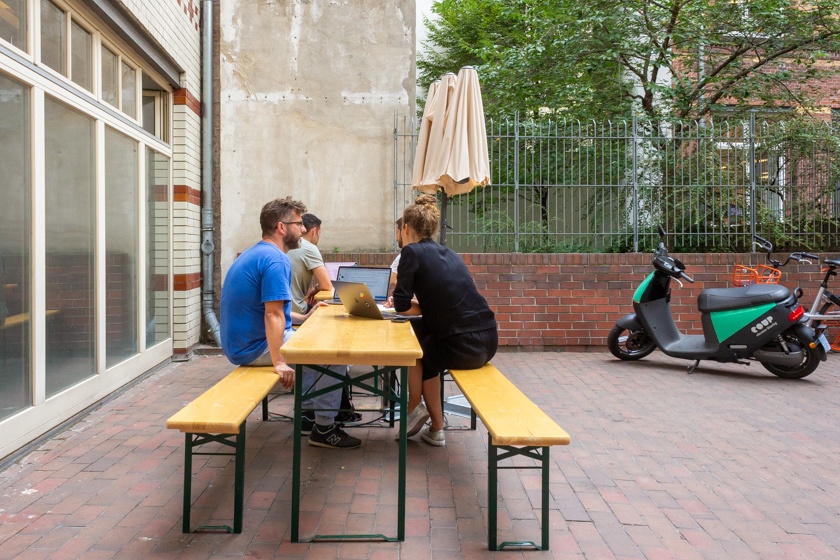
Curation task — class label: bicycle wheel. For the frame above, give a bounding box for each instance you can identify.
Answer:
[816,302,840,352]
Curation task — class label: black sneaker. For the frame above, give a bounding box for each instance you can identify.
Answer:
[335,409,363,424]
[308,423,361,449]
[300,411,315,436]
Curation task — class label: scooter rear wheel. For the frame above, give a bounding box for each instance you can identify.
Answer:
[759,331,821,379]
[607,325,656,361]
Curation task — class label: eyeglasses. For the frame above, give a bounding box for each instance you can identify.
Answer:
[281,221,304,227]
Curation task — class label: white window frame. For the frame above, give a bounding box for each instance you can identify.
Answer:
[0,0,175,460]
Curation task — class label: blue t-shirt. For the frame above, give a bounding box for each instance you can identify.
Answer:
[220,241,293,365]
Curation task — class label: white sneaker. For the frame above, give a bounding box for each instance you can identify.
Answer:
[420,425,445,447]
[394,403,430,440]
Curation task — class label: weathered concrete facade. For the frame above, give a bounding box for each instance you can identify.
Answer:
[218,1,416,275]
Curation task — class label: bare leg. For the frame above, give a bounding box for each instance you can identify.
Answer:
[422,374,444,432]
[407,363,424,412]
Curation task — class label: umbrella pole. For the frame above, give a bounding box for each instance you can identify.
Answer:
[440,191,448,246]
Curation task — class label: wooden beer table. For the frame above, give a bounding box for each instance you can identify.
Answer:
[279,304,422,542]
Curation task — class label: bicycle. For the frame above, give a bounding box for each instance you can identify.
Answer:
[804,259,840,353]
[746,236,839,353]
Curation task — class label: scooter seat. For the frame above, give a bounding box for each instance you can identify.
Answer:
[698,283,791,313]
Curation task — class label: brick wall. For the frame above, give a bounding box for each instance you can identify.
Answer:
[325,252,827,351]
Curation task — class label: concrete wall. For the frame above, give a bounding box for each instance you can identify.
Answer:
[218,1,416,276]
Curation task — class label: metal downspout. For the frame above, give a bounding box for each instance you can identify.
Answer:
[201,0,221,345]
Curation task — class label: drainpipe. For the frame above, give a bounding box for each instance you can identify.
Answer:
[201,0,222,345]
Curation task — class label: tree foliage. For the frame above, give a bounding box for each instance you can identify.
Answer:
[418,0,840,120]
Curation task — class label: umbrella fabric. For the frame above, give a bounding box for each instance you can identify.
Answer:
[435,66,490,197]
[410,78,440,191]
[413,72,457,195]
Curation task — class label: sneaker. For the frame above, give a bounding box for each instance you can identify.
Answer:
[308,423,361,449]
[300,411,315,436]
[420,425,445,447]
[395,403,430,440]
[335,409,363,424]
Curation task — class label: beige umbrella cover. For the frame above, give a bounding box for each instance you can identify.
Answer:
[411,78,441,191]
[412,72,457,194]
[436,66,491,197]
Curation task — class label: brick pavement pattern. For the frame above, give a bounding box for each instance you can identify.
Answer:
[1,352,839,559]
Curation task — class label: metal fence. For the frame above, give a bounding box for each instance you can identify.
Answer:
[394,112,840,253]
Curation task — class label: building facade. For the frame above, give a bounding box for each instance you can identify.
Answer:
[0,0,201,460]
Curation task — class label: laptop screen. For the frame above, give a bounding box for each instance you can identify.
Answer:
[335,266,391,300]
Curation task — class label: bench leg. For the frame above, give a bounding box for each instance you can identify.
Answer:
[487,443,551,551]
[183,433,192,533]
[233,423,247,533]
[180,425,247,534]
[488,442,498,550]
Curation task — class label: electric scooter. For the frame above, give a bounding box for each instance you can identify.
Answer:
[607,226,829,378]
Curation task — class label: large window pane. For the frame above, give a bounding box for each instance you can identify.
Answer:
[101,46,118,108]
[121,61,136,118]
[40,0,66,76]
[0,0,26,52]
[45,97,95,396]
[146,149,169,347]
[70,20,92,91]
[105,128,138,367]
[0,73,31,420]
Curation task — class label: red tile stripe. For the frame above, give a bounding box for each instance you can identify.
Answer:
[173,185,201,206]
[174,88,201,117]
[174,272,201,292]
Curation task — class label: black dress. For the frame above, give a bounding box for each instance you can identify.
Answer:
[393,239,498,379]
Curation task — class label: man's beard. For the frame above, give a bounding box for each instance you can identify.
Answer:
[284,230,301,249]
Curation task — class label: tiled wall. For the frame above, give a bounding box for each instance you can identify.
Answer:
[120,0,204,354]
[326,252,827,351]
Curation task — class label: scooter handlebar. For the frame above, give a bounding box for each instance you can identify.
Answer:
[679,271,695,283]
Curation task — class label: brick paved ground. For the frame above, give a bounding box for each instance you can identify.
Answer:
[0,351,839,559]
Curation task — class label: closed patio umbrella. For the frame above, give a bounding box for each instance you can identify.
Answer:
[413,73,456,193]
[411,66,491,244]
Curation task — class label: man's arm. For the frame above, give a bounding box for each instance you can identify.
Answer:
[304,265,333,305]
[264,300,294,389]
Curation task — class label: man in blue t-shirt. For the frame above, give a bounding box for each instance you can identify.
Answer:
[220,197,360,449]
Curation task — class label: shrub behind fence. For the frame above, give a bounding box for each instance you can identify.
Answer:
[394,113,840,253]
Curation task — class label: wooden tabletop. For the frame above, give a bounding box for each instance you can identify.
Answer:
[280,304,422,366]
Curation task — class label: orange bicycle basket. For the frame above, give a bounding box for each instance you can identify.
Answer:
[732,264,781,286]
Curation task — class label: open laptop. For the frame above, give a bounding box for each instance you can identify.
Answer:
[334,281,413,321]
[324,266,392,304]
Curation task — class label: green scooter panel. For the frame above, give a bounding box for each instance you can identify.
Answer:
[709,303,776,343]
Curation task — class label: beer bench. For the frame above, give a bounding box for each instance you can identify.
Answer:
[0,310,59,330]
[449,363,571,551]
[166,365,278,533]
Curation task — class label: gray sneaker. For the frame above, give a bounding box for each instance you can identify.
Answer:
[308,423,361,449]
[395,403,430,440]
[420,425,445,447]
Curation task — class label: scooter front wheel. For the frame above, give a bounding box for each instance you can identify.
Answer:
[607,324,656,361]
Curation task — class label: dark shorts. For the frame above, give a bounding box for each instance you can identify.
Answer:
[413,321,498,381]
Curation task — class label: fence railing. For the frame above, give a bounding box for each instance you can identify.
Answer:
[394,112,840,253]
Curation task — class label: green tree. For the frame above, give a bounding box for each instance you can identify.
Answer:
[418,0,631,120]
[419,0,840,120]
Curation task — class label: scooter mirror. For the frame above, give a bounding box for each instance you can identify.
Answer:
[657,224,666,238]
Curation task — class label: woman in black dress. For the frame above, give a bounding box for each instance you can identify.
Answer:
[392,195,498,446]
